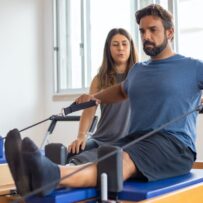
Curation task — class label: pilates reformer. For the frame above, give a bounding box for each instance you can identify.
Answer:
[0,101,98,165]
[1,101,203,203]
[42,114,98,165]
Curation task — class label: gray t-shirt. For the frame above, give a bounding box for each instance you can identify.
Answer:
[92,73,130,144]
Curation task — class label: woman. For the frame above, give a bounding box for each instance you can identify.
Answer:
[67,28,138,164]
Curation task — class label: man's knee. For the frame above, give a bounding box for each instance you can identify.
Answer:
[122,152,136,180]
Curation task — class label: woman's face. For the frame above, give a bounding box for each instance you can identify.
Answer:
[110,34,131,65]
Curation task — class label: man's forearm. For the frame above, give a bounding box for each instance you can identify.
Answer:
[93,84,127,104]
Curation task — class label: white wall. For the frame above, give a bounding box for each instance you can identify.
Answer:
[196,117,203,160]
[0,0,46,145]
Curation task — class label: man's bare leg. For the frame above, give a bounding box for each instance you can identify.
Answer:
[60,163,97,187]
[6,133,137,195]
[59,151,137,187]
[122,152,137,180]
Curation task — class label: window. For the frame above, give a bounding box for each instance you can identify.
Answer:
[90,0,135,79]
[177,0,203,60]
[54,0,83,93]
[54,0,138,94]
[53,0,176,94]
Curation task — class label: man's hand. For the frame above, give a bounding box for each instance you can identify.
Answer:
[75,94,100,105]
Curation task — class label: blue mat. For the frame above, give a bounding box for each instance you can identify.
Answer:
[0,136,3,158]
[27,169,203,203]
[0,155,6,163]
[119,169,203,201]
[0,136,6,163]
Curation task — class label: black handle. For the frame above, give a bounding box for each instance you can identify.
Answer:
[63,100,97,116]
[49,115,81,121]
[47,116,82,133]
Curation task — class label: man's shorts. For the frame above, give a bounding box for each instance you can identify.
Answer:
[113,132,195,181]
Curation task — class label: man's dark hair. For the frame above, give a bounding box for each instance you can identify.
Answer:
[135,4,174,30]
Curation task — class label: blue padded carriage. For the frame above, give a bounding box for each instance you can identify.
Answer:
[27,169,203,203]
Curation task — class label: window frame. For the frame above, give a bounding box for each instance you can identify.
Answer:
[53,0,177,95]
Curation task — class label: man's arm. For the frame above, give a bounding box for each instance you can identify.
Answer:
[75,83,128,105]
[94,83,128,103]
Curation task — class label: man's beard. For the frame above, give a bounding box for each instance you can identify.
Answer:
[143,35,168,57]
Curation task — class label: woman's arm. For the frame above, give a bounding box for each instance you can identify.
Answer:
[68,77,99,154]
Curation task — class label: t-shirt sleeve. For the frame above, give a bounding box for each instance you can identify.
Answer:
[196,59,203,89]
[122,64,137,95]
[122,64,136,95]
[122,78,128,95]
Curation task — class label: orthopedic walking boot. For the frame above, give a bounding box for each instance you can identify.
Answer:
[22,137,60,196]
[5,129,31,195]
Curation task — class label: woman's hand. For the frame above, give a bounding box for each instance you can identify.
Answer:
[68,135,87,154]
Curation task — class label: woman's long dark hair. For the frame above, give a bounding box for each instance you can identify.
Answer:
[97,28,138,89]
